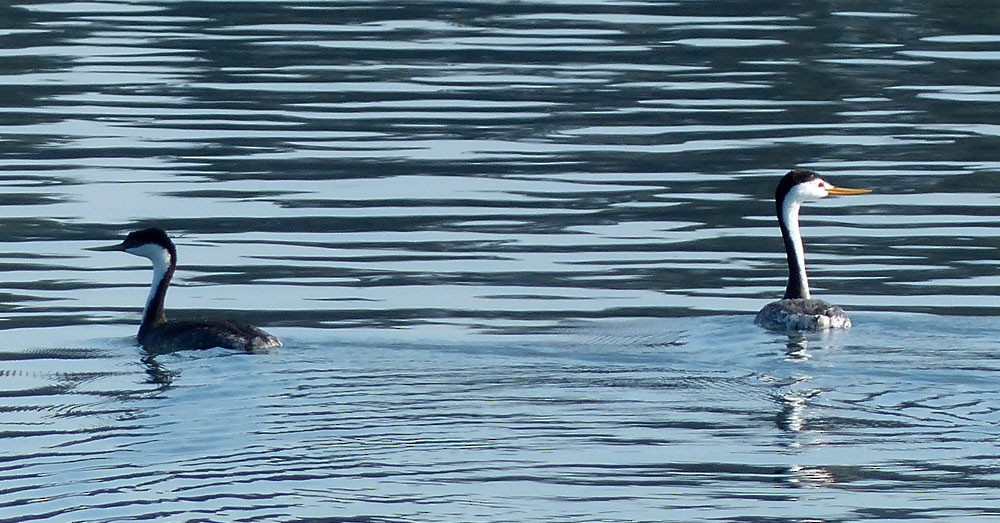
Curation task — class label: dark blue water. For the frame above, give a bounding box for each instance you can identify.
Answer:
[1,1,998,521]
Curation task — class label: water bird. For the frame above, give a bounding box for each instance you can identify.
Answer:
[754,169,871,331]
[89,228,282,352]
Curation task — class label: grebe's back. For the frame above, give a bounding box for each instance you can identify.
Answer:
[140,319,281,353]
[754,298,851,331]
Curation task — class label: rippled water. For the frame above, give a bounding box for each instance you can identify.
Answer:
[1,1,998,521]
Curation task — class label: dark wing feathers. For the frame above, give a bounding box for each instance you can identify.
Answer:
[143,320,282,352]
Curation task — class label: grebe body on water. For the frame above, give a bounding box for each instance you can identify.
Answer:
[89,228,282,352]
[754,169,871,331]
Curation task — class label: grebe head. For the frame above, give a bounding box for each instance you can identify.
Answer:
[88,228,176,269]
[777,168,872,209]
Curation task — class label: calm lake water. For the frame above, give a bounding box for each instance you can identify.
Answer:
[1,1,998,521]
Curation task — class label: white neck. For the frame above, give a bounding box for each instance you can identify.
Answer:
[780,197,810,299]
[126,243,173,317]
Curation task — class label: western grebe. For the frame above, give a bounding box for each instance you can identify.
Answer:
[754,169,871,331]
[88,228,282,352]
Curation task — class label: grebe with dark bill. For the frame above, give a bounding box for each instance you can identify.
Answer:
[754,169,872,331]
[88,228,282,352]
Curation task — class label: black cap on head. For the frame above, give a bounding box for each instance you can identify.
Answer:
[88,227,176,254]
[121,228,174,250]
[775,168,821,200]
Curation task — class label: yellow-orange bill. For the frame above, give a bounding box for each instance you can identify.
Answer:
[827,186,872,196]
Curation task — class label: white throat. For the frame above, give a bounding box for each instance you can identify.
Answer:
[126,243,173,315]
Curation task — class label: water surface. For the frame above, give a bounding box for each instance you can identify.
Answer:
[1,1,998,521]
